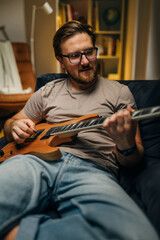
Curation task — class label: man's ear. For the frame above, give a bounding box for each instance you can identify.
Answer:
[56,56,65,69]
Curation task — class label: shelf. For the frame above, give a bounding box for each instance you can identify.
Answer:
[98,56,119,60]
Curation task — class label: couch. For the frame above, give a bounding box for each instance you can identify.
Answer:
[0,74,160,235]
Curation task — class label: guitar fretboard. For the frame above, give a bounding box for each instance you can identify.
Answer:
[41,117,105,139]
[41,105,160,139]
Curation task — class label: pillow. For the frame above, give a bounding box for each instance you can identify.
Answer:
[120,80,160,167]
[35,73,68,91]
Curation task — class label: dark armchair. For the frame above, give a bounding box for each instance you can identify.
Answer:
[35,74,160,235]
[1,74,160,235]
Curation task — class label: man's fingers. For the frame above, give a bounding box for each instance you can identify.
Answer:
[11,119,35,143]
[12,130,26,144]
[25,119,36,131]
[103,109,133,134]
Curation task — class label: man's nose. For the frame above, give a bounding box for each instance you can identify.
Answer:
[80,54,89,65]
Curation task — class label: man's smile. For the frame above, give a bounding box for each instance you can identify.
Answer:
[79,66,93,73]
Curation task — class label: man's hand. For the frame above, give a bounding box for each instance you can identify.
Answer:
[103,106,137,151]
[4,109,37,144]
[10,119,35,144]
[102,106,144,168]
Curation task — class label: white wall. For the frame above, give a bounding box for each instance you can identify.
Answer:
[133,0,152,80]
[146,0,160,80]
[25,0,56,77]
[0,0,26,42]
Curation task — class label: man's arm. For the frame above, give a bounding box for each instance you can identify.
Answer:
[3,226,19,240]
[103,106,144,168]
[115,124,144,168]
[4,109,38,144]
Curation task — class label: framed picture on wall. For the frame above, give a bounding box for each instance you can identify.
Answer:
[95,0,122,31]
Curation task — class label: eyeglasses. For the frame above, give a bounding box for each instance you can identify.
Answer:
[61,47,98,64]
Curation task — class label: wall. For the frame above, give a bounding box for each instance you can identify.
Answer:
[0,0,26,42]
[25,0,57,77]
[0,0,57,77]
[146,0,160,80]
[134,0,152,80]
[123,0,152,80]
[124,0,160,80]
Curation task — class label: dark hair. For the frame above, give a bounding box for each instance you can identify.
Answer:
[53,20,96,57]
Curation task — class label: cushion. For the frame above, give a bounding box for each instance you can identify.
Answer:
[35,73,68,91]
[119,80,160,225]
[120,80,160,168]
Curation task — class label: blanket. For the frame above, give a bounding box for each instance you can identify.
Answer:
[0,41,32,94]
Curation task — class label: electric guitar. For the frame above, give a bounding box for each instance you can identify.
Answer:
[0,105,160,163]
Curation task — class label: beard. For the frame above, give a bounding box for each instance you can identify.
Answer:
[66,63,98,86]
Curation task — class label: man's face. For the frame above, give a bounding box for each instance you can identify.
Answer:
[58,33,98,90]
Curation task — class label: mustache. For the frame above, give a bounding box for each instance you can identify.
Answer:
[79,64,92,71]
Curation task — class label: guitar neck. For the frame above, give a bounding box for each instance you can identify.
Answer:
[49,105,160,137]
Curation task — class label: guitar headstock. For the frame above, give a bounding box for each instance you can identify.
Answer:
[131,106,160,121]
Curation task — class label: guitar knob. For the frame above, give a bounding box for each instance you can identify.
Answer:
[0,150,4,157]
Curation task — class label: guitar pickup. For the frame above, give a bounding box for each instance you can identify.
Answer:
[25,129,44,142]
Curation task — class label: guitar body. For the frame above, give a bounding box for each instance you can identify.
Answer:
[0,114,98,163]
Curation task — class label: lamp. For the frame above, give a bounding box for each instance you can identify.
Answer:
[30,2,53,73]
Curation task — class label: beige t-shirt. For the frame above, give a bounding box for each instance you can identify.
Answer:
[24,76,136,175]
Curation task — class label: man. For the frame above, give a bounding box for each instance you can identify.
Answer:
[2,21,159,240]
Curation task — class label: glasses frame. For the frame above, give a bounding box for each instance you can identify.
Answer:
[61,47,98,64]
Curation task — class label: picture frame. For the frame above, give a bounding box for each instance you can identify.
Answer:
[96,0,122,31]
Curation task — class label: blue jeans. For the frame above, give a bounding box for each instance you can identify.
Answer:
[0,152,158,240]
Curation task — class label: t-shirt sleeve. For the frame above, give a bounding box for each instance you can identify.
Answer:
[24,89,44,122]
[116,85,137,111]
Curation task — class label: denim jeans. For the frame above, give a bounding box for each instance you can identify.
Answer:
[0,152,158,240]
